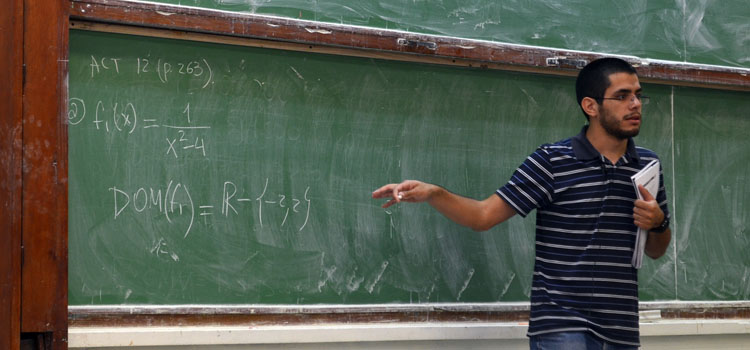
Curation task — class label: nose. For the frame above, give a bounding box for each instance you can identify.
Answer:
[630,95,642,109]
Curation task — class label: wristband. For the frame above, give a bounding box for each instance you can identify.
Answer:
[650,216,670,233]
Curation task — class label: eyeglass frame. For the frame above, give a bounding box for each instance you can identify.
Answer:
[592,93,650,105]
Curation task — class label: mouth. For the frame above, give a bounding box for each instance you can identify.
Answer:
[625,114,641,124]
[625,113,641,120]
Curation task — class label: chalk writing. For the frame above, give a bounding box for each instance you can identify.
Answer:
[109,178,312,247]
[88,55,214,89]
[150,237,180,262]
[224,178,312,232]
[90,55,121,77]
[109,180,195,238]
[68,98,210,158]
[165,104,209,158]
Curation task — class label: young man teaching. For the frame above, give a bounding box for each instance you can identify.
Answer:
[372,58,672,349]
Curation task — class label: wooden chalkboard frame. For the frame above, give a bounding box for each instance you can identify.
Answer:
[67,301,750,328]
[65,0,750,330]
[3,0,750,348]
[70,0,750,91]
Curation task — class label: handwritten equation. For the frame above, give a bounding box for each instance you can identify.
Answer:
[74,53,317,263]
[71,55,217,158]
[109,178,312,241]
[68,98,209,158]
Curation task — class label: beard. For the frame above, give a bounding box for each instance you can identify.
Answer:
[599,107,640,140]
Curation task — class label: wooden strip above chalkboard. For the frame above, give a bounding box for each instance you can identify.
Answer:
[68,301,750,327]
[69,0,750,91]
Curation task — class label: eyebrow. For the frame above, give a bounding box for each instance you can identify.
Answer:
[613,88,643,95]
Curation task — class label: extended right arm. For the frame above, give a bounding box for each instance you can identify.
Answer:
[372,180,517,232]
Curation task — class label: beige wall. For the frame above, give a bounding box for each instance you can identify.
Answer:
[70,320,750,350]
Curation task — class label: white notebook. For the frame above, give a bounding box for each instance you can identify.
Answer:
[630,159,660,269]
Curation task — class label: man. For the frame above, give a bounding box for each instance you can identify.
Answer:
[372,57,671,349]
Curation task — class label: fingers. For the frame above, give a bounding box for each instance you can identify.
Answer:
[633,199,664,230]
[638,184,654,201]
[391,189,405,203]
[392,181,416,202]
[372,184,397,199]
[633,198,659,216]
[381,198,398,209]
[633,212,652,229]
[372,180,421,207]
[372,184,401,208]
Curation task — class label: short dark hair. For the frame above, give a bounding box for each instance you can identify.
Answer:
[575,57,638,120]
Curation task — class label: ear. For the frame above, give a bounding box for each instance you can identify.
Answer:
[581,97,600,120]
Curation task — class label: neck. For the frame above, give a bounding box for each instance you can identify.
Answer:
[586,123,628,164]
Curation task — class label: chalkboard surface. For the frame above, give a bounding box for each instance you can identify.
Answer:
[152,0,749,68]
[670,87,750,301]
[68,30,750,305]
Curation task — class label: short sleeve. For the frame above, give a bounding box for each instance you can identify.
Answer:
[656,164,671,222]
[496,148,555,217]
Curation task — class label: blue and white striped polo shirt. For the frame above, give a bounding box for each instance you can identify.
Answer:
[497,126,670,347]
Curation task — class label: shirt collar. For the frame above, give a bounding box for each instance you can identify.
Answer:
[571,125,640,163]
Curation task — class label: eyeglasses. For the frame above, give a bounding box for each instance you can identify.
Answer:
[595,94,650,105]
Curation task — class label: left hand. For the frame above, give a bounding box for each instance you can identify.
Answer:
[633,184,664,231]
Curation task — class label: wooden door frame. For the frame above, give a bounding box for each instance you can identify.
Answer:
[1,0,69,348]
[0,0,24,346]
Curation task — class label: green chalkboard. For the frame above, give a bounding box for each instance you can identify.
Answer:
[670,88,750,300]
[152,0,749,68]
[68,29,750,306]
